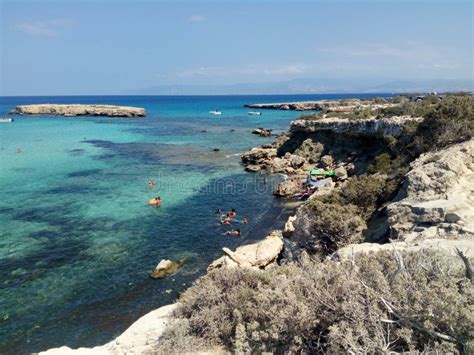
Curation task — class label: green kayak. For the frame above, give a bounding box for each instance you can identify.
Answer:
[310,169,335,176]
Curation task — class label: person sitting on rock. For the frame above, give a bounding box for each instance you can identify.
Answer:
[224,229,241,236]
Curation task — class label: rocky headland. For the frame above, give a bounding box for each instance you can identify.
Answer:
[9,104,146,117]
[245,98,396,111]
[41,95,474,354]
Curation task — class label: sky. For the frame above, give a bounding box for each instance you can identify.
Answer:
[0,0,473,95]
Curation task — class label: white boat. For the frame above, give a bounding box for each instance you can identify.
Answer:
[248,111,262,116]
[0,118,14,123]
[209,110,222,115]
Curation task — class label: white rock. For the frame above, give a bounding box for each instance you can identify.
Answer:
[40,304,178,355]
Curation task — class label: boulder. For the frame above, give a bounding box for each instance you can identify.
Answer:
[241,147,277,165]
[252,128,272,137]
[290,155,306,169]
[150,257,186,279]
[334,166,348,180]
[245,165,261,173]
[208,234,284,271]
[274,180,297,197]
[270,157,289,173]
[320,155,334,168]
[283,215,297,236]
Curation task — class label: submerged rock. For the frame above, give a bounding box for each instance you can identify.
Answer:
[252,127,273,137]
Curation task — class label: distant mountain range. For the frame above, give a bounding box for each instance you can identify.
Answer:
[132,78,472,95]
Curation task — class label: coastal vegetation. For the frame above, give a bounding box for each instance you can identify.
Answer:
[157,250,473,353]
[154,94,474,353]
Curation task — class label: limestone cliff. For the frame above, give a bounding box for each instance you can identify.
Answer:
[290,116,423,137]
[9,104,146,117]
[283,139,474,260]
[245,98,395,111]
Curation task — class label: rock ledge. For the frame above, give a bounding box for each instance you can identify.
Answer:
[9,104,146,117]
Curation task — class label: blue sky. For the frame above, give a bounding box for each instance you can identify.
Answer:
[1,0,472,95]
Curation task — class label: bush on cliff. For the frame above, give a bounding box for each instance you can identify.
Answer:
[300,201,366,254]
[317,174,388,220]
[367,152,392,174]
[157,250,473,353]
[408,95,474,156]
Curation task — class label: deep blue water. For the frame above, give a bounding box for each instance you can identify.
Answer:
[0,94,391,353]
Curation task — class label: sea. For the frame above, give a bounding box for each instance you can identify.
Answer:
[0,94,390,354]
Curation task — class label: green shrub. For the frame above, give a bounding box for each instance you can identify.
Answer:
[157,250,473,353]
[378,100,436,118]
[325,107,373,120]
[367,153,392,174]
[410,96,474,155]
[300,112,322,120]
[302,200,366,253]
[340,175,387,217]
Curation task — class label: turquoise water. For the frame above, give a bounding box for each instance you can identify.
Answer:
[0,94,389,353]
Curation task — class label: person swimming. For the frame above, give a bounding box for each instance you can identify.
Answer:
[228,208,237,219]
[147,179,157,190]
[149,196,161,206]
[224,229,241,236]
[233,217,248,224]
[221,213,232,225]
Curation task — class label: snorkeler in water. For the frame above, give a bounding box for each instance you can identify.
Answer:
[147,179,157,190]
[224,229,241,236]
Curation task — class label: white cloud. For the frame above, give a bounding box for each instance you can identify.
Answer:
[188,15,206,23]
[14,19,74,37]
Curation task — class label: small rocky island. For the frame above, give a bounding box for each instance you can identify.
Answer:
[245,98,395,111]
[9,104,146,117]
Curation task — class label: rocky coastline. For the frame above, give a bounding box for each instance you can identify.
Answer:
[9,104,146,117]
[245,98,396,111]
[41,95,474,354]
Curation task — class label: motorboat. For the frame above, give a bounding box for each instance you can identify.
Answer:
[209,110,222,115]
[0,118,14,123]
[248,111,262,116]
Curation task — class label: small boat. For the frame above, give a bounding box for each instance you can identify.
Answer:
[248,111,262,116]
[209,110,222,115]
[0,118,14,123]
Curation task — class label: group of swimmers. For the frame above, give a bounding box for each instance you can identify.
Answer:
[146,179,246,237]
[215,208,248,236]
